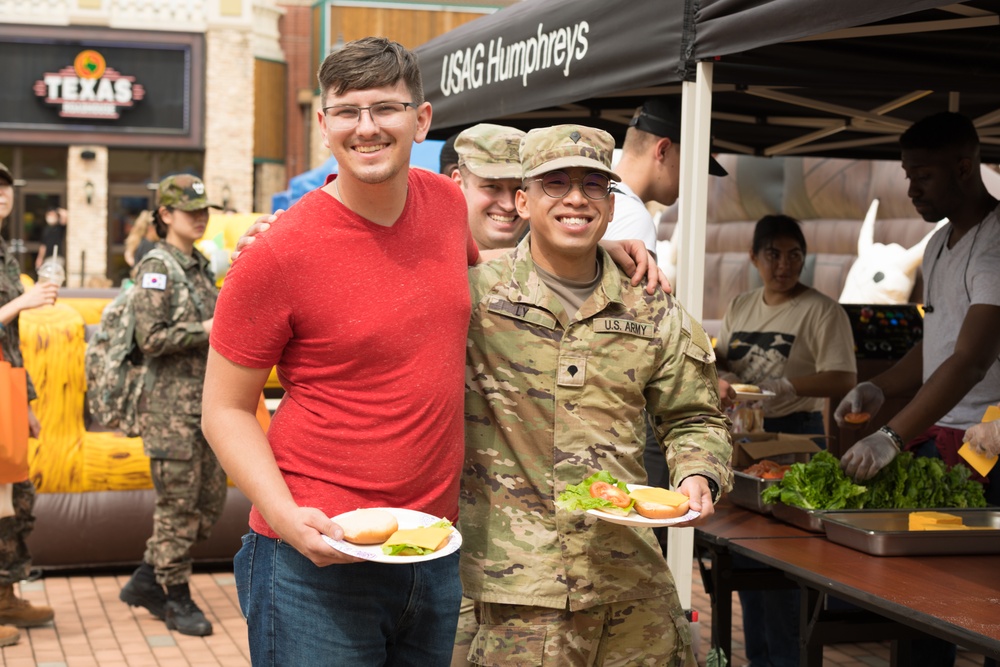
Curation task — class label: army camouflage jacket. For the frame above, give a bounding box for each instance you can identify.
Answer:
[0,239,36,401]
[133,241,217,416]
[462,238,733,612]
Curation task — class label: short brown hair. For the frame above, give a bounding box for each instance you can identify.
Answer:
[317,37,424,105]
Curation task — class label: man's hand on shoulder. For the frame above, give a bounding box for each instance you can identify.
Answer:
[232,209,284,260]
[600,239,672,295]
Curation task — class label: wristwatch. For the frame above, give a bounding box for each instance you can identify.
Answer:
[705,477,720,503]
[689,475,720,503]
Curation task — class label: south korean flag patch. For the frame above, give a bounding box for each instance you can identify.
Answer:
[142,273,168,290]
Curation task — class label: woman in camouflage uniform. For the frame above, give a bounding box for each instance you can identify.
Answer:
[117,174,224,637]
[0,162,58,646]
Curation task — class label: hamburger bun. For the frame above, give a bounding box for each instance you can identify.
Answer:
[629,487,691,520]
[335,508,399,545]
[731,383,762,394]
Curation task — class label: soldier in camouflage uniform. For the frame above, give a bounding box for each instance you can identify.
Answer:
[462,126,733,666]
[450,123,528,667]
[452,123,528,253]
[0,162,58,646]
[118,174,225,637]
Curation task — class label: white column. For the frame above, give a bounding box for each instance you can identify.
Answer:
[668,60,715,612]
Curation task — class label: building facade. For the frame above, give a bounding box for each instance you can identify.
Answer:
[0,0,276,286]
[0,0,509,286]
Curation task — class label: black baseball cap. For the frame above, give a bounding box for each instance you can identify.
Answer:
[630,98,728,177]
[0,162,12,186]
[440,132,461,175]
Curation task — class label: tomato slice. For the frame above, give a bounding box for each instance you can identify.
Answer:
[589,481,631,508]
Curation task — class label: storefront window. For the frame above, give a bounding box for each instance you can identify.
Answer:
[157,151,204,179]
[108,150,154,184]
[20,146,67,181]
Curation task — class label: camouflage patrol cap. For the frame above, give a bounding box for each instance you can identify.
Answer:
[520,124,621,181]
[0,162,12,186]
[455,124,526,179]
[157,174,220,211]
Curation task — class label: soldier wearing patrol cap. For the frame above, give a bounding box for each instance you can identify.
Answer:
[119,173,224,637]
[0,162,58,645]
[453,123,529,252]
[460,125,732,666]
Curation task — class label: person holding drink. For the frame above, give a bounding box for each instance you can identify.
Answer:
[0,162,57,645]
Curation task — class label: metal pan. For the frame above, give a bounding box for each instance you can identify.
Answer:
[821,509,1000,556]
[729,471,780,515]
[770,501,828,533]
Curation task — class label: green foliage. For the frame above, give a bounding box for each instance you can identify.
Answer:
[706,647,728,667]
[760,451,867,510]
[760,450,988,510]
[861,453,987,509]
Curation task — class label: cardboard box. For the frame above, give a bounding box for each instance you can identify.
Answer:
[731,432,822,470]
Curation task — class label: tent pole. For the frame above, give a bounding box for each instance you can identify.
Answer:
[669,59,714,614]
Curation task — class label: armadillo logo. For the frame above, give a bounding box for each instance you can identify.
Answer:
[33,49,145,120]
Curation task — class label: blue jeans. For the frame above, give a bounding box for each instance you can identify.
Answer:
[235,530,462,666]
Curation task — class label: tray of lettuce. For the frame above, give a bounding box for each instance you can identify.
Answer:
[759,451,987,527]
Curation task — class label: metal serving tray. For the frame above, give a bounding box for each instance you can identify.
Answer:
[821,509,1000,557]
[770,501,827,533]
[729,471,780,514]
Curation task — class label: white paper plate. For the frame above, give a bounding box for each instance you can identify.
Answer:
[586,485,701,527]
[733,390,776,403]
[323,508,462,564]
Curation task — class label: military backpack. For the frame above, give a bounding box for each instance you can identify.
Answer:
[84,248,198,437]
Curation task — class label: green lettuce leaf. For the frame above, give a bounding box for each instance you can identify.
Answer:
[760,451,867,510]
[759,450,988,511]
[556,471,635,513]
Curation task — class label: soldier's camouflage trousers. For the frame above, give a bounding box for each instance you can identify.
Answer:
[467,594,696,667]
[142,413,226,587]
[0,481,36,585]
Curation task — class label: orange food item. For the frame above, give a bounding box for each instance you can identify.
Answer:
[844,412,871,425]
[589,481,631,508]
[742,459,791,479]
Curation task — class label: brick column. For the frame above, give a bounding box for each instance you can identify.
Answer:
[66,146,108,288]
[203,26,255,214]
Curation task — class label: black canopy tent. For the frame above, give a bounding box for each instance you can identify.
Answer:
[416,0,688,138]
[415,0,1000,312]
[416,0,1000,162]
[414,0,1000,631]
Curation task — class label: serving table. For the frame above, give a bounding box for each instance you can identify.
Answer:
[695,502,1000,665]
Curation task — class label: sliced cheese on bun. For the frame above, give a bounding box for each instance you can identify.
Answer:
[382,526,453,556]
[629,487,691,519]
[335,508,399,545]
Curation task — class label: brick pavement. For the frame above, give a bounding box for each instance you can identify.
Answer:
[0,563,989,666]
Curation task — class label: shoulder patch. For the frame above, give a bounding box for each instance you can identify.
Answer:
[141,273,168,290]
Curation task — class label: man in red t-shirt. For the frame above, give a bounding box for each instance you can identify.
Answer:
[203,37,474,666]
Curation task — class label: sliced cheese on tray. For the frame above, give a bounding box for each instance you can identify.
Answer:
[909,511,964,531]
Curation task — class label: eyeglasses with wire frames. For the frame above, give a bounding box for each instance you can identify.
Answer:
[524,171,614,200]
[322,102,419,129]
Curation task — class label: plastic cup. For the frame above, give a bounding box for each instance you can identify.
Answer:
[37,258,65,287]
